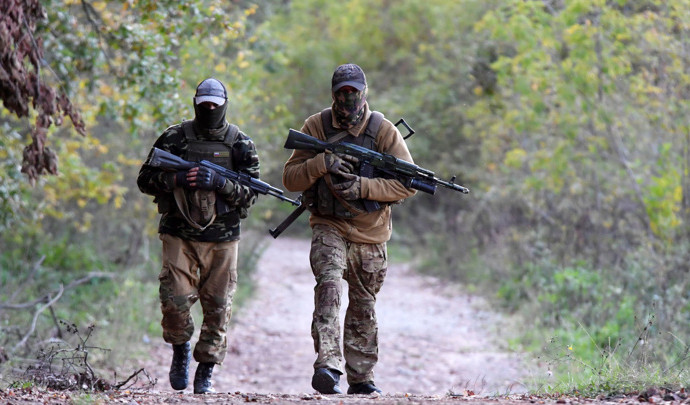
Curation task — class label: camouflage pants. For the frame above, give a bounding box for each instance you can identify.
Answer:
[158,233,239,364]
[309,224,388,385]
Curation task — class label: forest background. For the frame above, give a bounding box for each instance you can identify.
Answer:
[1,0,689,395]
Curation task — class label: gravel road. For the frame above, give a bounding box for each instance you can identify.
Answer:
[140,236,530,397]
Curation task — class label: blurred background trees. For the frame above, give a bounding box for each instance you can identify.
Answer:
[1,0,689,389]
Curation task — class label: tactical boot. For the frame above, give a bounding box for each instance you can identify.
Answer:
[169,342,191,390]
[347,382,382,395]
[193,362,216,394]
[311,368,342,394]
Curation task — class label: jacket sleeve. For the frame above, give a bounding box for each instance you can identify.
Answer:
[360,121,417,202]
[137,127,183,196]
[217,132,260,210]
[282,114,330,192]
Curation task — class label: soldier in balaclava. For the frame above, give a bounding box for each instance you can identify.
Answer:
[138,77,260,394]
[282,64,417,395]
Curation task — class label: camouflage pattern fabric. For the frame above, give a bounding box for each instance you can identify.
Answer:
[332,88,367,129]
[137,122,260,242]
[309,224,387,385]
[158,233,239,364]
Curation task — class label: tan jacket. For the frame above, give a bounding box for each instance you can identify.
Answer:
[282,103,416,243]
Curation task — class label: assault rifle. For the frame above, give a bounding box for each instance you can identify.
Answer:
[145,147,300,206]
[268,128,469,238]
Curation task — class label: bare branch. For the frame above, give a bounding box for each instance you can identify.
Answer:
[13,284,64,351]
[1,271,115,310]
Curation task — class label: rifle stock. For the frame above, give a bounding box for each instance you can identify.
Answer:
[284,129,329,151]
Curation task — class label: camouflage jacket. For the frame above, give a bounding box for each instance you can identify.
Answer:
[137,121,260,242]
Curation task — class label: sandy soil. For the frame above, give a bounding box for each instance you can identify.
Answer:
[139,236,531,397]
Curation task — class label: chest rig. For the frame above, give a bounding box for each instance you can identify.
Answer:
[173,120,239,230]
[303,108,384,218]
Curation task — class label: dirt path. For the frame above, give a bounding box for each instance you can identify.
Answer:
[141,236,530,396]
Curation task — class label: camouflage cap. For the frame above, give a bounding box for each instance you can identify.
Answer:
[195,78,227,105]
[331,64,367,92]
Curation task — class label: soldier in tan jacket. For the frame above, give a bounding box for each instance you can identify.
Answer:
[283,64,416,395]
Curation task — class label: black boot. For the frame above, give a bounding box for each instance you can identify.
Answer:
[169,342,191,390]
[194,362,216,394]
[347,381,382,395]
[311,368,342,394]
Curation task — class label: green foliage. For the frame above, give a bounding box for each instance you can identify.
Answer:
[3,0,690,395]
[0,223,263,384]
[531,314,690,395]
[450,3,690,388]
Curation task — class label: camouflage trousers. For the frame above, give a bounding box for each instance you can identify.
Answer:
[158,233,239,364]
[309,224,388,385]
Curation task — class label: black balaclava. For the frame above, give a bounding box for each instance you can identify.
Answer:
[193,78,229,139]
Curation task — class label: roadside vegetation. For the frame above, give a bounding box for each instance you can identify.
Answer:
[1,0,689,398]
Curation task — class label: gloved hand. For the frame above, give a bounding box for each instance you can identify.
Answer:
[324,151,359,176]
[333,173,361,201]
[189,166,226,191]
[175,170,195,189]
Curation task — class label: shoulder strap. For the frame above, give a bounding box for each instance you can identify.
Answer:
[223,124,240,147]
[182,120,239,147]
[321,108,385,148]
[320,108,342,139]
[181,120,196,141]
[364,111,384,139]
[361,111,384,150]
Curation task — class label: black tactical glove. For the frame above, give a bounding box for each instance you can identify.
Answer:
[194,166,226,191]
[333,173,361,201]
[324,151,359,177]
[175,170,194,189]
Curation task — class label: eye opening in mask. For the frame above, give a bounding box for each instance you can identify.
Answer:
[198,101,220,110]
[335,85,360,95]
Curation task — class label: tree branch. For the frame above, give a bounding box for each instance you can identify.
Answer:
[13,284,64,351]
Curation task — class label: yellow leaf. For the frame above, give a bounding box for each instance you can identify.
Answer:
[214,62,227,72]
[66,141,81,154]
[504,148,527,169]
[100,83,113,97]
